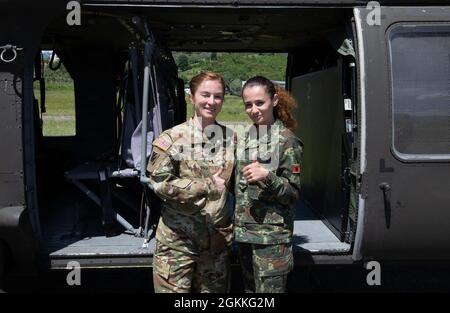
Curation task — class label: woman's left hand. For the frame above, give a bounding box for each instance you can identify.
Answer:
[243,161,269,183]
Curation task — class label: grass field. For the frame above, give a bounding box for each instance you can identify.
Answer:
[36,84,251,136]
[34,83,76,136]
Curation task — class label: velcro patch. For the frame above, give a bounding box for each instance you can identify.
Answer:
[291,164,301,174]
[153,137,171,151]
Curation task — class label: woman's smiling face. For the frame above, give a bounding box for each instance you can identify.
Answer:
[190,79,224,122]
[243,85,278,126]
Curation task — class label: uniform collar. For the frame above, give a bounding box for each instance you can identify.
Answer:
[188,117,223,143]
[248,119,285,144]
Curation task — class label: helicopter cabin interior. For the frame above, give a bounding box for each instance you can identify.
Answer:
[30,6,359,265]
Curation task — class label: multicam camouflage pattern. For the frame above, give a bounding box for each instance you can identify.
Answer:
[237,242,292,293]
[234,119,303,245]
[153,236,231,293]
[147,117,235,293]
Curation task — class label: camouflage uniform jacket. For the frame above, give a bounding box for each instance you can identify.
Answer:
[147,118,235,253]
[234,119,303,245]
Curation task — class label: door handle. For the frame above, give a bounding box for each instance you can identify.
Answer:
[379,182,391,229]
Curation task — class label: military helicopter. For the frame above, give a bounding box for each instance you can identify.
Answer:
[1,0,449,289]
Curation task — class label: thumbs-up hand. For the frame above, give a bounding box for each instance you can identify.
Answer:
[243,153,269,183]
[213,167,226,193]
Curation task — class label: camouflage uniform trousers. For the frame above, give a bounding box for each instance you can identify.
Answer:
[237,242,293,293]
[153,239,231,293]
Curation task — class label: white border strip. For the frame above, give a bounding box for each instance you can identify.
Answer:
[352,7,367,261]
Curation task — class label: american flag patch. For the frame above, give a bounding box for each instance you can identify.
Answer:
[153,137,171,151]
[291,164,301,174]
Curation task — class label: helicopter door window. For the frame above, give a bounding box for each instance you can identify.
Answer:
[388,24,450,161]
[35,53,76,137]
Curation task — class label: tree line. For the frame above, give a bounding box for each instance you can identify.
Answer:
[174,52,287,95]
[40,52,287,94]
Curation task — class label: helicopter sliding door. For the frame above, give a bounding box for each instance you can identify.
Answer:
[288,22,358,245]
[353,6,450,260]
[0,1,67,275]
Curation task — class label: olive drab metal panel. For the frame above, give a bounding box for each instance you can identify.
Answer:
[354,6,450,260]
[0,72,24,208]
[291,67,347,239]
[0,1,69,274]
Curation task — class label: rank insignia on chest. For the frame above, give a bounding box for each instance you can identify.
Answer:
[291,164,301,174]
[154,137,171,151]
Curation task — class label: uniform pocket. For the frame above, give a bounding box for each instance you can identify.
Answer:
[173,178,192,189]
[148,151,171,175]
[253,244,293,277]
[153,242,172,280]
[262,210,284,225]
[153,256,171,280]
[247,207,285,225]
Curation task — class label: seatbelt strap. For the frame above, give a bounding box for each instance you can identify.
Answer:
[98,167,115,236]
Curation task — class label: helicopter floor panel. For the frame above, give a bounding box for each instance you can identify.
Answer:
[293,220,350,253]
[293,200,351,253]
[41,184,155,257]
[41,186,349,258]
[46,232,155,257]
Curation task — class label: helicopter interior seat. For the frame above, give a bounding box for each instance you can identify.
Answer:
[64,43,183,239]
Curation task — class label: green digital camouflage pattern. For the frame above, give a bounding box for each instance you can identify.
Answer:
[237,242,292,293]
[147,118,235,293]
[234,119,303,245]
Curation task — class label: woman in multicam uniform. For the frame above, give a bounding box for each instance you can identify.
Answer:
[147,71,235,293]
[234,76,303,293]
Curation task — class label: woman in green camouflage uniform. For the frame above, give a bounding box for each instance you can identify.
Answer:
[234,76,303,293]
[147,71,235,293]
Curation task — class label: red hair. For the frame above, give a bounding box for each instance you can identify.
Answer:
[189,71,225,95]
[273,85,297,131]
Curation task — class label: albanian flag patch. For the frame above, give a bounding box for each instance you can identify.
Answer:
[291,164,301,174]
